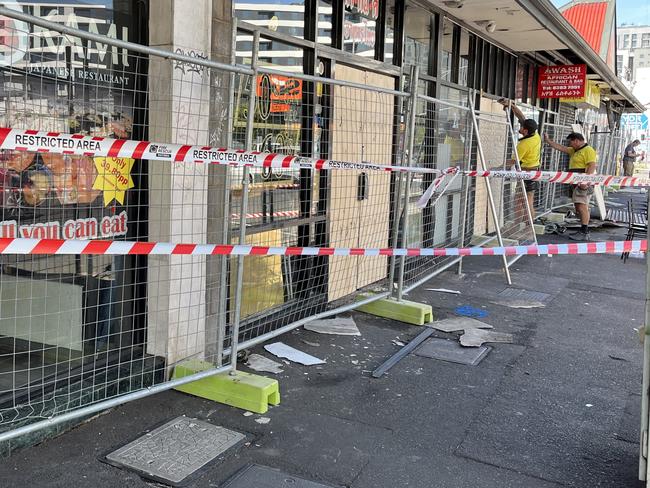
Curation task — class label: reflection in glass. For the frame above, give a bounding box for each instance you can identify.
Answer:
[234,0,305,39]
[403,3,431,75]
[440,19,454,82]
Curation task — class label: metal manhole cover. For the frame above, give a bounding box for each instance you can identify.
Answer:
[498,288,550,303]
[105,416,245,486]
[223,464,338,487]
[413,338,490,366]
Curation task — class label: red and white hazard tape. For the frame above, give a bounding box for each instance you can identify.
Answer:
[1,127,648,187]
[0,237,645,256]
[0,128,438,175]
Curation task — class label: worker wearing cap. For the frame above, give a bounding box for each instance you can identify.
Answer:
[498,99,541,220]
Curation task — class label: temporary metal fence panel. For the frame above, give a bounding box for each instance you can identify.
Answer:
[0,9,241,433]
[0,8,415,438]
[401,89,474,291]
[0,7,632,444]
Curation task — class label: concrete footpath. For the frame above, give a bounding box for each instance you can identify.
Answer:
[0,215,646,487]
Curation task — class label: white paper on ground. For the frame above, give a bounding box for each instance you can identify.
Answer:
[245,353,284,374]
[304,316,361,336]
[264,342,326,365]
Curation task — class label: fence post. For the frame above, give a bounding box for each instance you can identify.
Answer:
[229,31,259,374]
[387,76,408,296]
[215,18,238,368]
[456,106,474,275]
[505,102,538,247]
[468,91,512,285]
[396,64,420,301]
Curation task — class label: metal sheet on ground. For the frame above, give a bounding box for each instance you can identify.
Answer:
[223,464,337,487]
[105,416,245,485]
[497,288,551,303]
[414,338,490,366]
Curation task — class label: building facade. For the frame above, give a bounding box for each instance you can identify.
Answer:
[0,0,642,444]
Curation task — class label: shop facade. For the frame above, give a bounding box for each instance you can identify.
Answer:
[0,0,643,441]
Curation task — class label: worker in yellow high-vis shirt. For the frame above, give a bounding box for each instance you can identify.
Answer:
[544,132,598,242]
[498,99,541,220]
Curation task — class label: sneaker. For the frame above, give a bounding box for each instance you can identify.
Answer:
[568,231,591,241]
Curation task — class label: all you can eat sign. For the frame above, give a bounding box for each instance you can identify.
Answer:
[537,64,587,99]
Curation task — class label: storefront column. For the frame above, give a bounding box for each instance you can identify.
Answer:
[146,0,213,366]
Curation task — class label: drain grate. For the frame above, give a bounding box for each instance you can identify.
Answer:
[223,464,338,488]
[414,338,490,366]
[497,288,550,303]
[105,416,245,486]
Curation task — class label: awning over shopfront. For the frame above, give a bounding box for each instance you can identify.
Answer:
[426,0,644,112]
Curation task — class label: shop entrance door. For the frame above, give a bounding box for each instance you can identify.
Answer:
[328,65,394,301]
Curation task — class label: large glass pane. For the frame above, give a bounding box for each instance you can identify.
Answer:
[440,19,454,81]
[0,1,146,408]
[384,0,397,64]
[233,37,303,225]
[317,0,334,45]
[459,29,470,87]
[343,0,378,57]
[234,0,305,39]
[403,3,431,75]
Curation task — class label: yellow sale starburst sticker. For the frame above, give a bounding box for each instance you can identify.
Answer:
[92,157,136,206]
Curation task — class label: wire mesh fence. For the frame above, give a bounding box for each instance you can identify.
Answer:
[0,7,634,441]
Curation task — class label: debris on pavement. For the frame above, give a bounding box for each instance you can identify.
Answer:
[304,316,361,336]
[245,353,284,374]
[425,288,461,295]
[459,328,513,347]
[392,339,406,347]
[243,411,254,417]
[491,299,545,309]
[429,317,493,333]
[301,340,320,347]
[372,329,434,378]
[264,342,326,366]
[454,305,489,318]
[254,417,271,424]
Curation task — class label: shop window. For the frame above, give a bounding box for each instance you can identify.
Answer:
[317,0,334,46]
[403,2,431,75]
[0,1,147,400]
[459,29,470,87]
[440,18,454,82]
[384,0,397,64]
[233,36,304,214]
[343,0,379,57]
[234,0,305,39]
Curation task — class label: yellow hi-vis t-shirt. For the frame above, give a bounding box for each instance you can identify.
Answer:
[516,133,541,169]
[568,144,598,171]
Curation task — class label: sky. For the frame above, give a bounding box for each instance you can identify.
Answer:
[552,0,650,26]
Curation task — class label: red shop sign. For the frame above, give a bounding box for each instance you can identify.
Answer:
[537,64,586,99]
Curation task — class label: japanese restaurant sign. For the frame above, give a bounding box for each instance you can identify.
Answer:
[537,64,587,99]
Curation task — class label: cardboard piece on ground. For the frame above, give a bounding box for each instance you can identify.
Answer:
[245,354,284,374]
[428,317,493,333]
[304,316,361,336]
[593,186,606,220]
[264,342,325,366]
[459,328,513,347]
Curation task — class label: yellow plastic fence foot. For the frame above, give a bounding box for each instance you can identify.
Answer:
[172,360,280,414]
[355,293,434,326]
